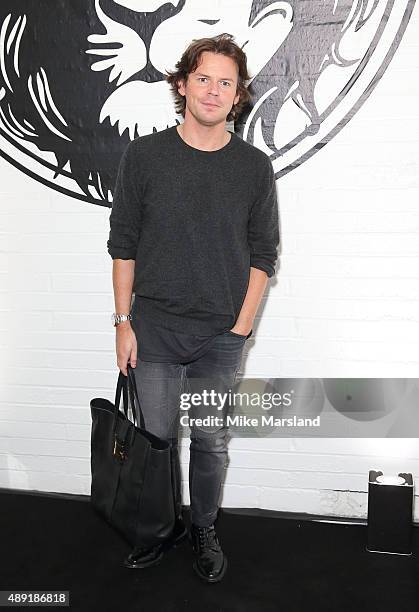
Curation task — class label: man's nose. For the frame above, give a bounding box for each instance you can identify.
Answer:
[207,80,220,96]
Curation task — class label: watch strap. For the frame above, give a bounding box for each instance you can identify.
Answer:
[112,313,132,327]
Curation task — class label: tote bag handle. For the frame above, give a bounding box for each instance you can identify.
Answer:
[126,363,146,430]
[113,364,146,430]
[114,371,131,422]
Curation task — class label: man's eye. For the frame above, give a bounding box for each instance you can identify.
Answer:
[197,78,231,86]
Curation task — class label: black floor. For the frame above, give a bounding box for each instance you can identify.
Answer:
[0,490,418,612]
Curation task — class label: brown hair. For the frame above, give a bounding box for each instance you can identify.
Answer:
[165,33,251,123]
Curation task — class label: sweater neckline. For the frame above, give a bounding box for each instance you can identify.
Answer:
[173,124,236,155]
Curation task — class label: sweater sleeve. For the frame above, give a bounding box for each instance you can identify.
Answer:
[248,157,280,278]
[107,143,142,260]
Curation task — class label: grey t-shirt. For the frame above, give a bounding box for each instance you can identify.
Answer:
[130,294,252,364]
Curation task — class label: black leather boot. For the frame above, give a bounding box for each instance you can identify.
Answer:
[123,517,187,569]
[190,523,227,583]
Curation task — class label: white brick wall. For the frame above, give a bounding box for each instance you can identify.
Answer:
[1,7,418,521]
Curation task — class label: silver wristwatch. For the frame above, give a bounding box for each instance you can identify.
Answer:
[111,313,132,327]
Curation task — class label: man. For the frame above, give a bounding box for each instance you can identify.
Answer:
[107,33,279,583]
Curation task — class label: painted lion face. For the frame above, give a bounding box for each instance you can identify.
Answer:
[86,0,293,139]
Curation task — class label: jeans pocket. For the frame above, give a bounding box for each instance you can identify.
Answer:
[226,329,252,340]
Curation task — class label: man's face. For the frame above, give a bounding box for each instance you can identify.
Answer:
[177,51,240,127]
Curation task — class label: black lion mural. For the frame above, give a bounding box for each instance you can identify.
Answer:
[0,0,415,204]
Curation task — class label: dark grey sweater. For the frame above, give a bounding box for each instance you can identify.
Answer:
[107,125,279,336]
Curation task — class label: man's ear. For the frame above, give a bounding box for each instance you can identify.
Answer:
[177,77,186,97]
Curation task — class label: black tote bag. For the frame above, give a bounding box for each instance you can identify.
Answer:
[90,364,176,547]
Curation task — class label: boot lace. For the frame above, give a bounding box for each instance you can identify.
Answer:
[196,526,219,552]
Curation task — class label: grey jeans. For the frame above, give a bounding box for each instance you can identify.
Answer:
[130,330,248,527]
